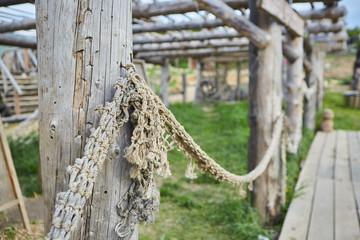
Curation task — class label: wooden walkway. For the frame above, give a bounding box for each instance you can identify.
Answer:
[279,130,360,240]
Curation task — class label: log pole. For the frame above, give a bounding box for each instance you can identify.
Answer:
[161,59,170,107]
[247,0,284,221]
[36,0,137,239]
[285,35,304,153]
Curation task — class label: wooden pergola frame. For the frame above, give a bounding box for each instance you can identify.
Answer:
[0,0,349,238]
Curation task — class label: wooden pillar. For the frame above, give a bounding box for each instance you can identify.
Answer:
[182,73,187,103]
[36,1,136,239]
[247,0,283,221]
[235,61,241,100]
[161,59,169,107]
[304,43,319,130]
[316,52,326,110]
[285,36,304,153]
[194,60,203,104]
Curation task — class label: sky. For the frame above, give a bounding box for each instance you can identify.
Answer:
[1,0,359,37]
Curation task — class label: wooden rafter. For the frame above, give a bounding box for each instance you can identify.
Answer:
[195,0,271,49]
[257,0,304,37]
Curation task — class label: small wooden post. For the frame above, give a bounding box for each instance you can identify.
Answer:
[235,61,241,100]
[182,73,187,103]
[285,35,304,153]
[23,49,29,71]
[194,60,203,104]
[36,0,136,239]
[161,59,169,107]
[0,117,31,232]
[247,0,284,221]
[316,52,326,110]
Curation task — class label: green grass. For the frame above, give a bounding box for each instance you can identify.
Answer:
[317,89,360,130]
[8,131,41,197]
[139,102,275,240]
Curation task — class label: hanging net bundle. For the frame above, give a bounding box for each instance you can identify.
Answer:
[45,64,284,240]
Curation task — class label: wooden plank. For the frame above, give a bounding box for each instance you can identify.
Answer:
[307,131,337,239]
[14,91,21,115]
[196,0,271,49]
[348,131,360,219]
[279,132,327,240]
[334,131,360,240]
[0,199,19,212]
[257,0,304,37]
[307,177,334,240]
[0,117,31,231]
[317,131,336,179]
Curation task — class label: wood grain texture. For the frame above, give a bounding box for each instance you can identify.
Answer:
[36,0,136,239]
[247,0,283,221]
[279,132,326,240]
[257,0,304,37]
[334,131,360,240]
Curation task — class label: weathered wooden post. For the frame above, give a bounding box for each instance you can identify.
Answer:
[36,1,136,239]
[194,60,203,104]
[285,35,304,153]
[304,38,319,130]
[247,1,283,221]
[235,61,241,100]
[161,59,170,107]
[182,73,187,103]
[316,52,326,110]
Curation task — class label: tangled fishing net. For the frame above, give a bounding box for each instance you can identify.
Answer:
[45,64,284,240]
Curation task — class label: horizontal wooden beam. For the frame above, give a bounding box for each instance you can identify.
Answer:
[196,0,271,49]
[0,0,34,7]
[133,19,224,33]
[133,0,248,18]
[317,40,346,52]
[133,30,240,44]
[257,0,304,37]
[0,33,36,49]
[134,38,249,52]
[201,54,248,62]
[307,21,344,34]
[136,46,248,59]
[0,19,36,33]
[299,6,346,20]
[292,0,340,3]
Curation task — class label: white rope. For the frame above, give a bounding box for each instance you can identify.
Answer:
[45,64,285,240]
